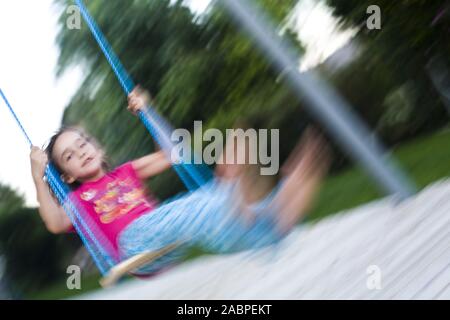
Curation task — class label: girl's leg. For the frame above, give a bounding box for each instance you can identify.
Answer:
[206,127,330,251]
[118,128,330,273]
[118,177,281,271]
[227,127,331,236]
[215,126,277,224]
[117,181,240,273]
[259,127,330,233]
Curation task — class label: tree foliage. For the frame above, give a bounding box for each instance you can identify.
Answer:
[0,184,79,296]
[325,0,450,138]
[54,0,305,198]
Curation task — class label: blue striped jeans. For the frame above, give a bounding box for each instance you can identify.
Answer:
[117,178,286,274]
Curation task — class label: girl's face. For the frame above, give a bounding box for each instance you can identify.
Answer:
[52,130,105,183]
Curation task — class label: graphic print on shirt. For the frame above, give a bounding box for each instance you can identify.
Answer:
[80,178,149,224]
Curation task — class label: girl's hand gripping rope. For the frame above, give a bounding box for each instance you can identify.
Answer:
[127,85,152,115]
[30,146,48,182]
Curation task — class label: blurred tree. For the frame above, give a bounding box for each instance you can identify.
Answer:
[325,0,450,138]
[0,183,79,296]
[0,207,80,296]
[54,0,305,198]
[0,183,24,217]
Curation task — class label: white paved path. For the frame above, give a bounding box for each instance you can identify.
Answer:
[80,178,450,299]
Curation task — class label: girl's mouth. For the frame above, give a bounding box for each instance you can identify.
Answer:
[82,157,93,167]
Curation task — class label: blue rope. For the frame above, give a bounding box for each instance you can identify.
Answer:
[45,165,115,274]
[0,88,33,147]
[75,0,133,94]
[138,108,213,189]
[75,0,213,190]
[0,87,114,275]
[1,1,214,277]
[138,111,198,190]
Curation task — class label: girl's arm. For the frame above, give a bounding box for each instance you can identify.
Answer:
[127,86,173,179]
[132,150,172,180]
[30,147,73,234]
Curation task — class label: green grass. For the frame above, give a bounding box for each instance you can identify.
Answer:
[27,273,102,300]
[31,126,450,299]
[307,126,450,222]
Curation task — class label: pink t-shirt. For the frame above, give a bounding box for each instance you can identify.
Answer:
[69,162,157,251]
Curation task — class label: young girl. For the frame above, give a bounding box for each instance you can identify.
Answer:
[30,87,330,274]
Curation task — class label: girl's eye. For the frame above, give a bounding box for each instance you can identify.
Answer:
[66,154,73,162]
[80,142,87,148]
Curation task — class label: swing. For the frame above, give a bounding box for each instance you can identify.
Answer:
[0,0,213,287]
[100,242,182,288]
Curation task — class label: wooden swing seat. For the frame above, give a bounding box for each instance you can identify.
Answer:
[100,242,180,288]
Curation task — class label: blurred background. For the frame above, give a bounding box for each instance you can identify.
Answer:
[0,0,449,299]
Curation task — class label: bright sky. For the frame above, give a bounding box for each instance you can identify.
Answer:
[0,0,83,206]
[291,0,357,71]
[0,0,354,206]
